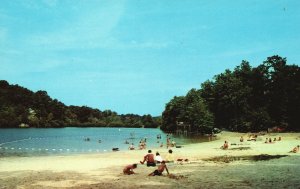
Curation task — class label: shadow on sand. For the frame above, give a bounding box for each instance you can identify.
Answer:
[204,154,288,163]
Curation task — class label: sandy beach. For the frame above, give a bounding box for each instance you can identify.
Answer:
[1,132,300,189]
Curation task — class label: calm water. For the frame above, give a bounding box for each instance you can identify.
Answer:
[0,127,210,156]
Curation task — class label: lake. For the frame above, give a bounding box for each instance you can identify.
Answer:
[0,127,210,156]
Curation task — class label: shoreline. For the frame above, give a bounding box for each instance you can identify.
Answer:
[1,132,300,188]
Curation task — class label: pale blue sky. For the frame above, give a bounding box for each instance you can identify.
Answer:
[1,0,300,116]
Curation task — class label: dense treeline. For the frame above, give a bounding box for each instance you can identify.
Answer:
[162,55,300,133]
[0,80,161,128]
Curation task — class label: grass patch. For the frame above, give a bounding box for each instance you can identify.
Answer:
[204,154,288,163]
[229,147,251,151]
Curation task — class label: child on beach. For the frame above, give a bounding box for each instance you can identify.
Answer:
[240,136,244,142]
[140,150,156,167]
[123,164,137,175]
[148,161,169,176]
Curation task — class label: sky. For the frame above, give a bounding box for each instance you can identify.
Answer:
[1,0,300,116]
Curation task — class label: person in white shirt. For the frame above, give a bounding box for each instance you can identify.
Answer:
[155,152,163,163]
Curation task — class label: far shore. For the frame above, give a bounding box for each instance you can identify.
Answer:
[1,131,300,189]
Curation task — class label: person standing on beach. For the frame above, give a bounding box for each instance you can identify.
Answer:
[148,161,169,176]
[167,137,170,148]
[140,150,156,167]
[123,164,137,175]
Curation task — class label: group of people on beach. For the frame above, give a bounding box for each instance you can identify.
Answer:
[264,136,281,143]
[123,149,173,176]
[221,134,283,150]
[220,134,300,154]
[127,139,147,150]
[127,133,178,151]
[166,134,177,148]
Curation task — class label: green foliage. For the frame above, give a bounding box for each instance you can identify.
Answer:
[0,81,160,128]
[161,89,214,133]
[162,55,300,133]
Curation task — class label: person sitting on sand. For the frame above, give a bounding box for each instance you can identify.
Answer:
[273,138,277,142]
[140,150,156,167]
[165,149,175,163]
[148,161,169,176]
[290,145,300,153]
[269,138,272,143]
[240,136,244,142]
[278,137,281,141]
[155,152,163,163]
[129,143,135,150]
[123,164,137,175]
[265,138,268,143]
[221,141,229,149]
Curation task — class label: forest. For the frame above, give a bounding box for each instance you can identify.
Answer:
[161,55,300,133]
[0,80,161,128]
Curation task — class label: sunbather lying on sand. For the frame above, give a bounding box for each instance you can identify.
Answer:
[176,158,189,164]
